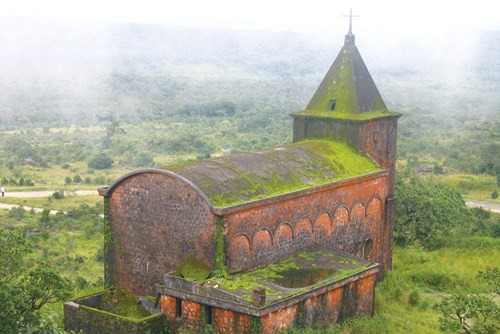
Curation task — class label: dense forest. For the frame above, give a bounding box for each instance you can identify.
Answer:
[0,18,498,333]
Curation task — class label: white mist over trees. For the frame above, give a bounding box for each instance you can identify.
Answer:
[0,17,498,126]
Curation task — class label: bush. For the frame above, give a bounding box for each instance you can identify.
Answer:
[492,189,499,199]
[408,290,421,307]
[52,190,65,199]
[88,154,113,169]
[395,169,474,248]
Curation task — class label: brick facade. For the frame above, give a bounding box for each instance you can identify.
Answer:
[225,174,389,272]
[103,170,216,295]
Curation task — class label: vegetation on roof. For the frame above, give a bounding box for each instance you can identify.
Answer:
[291,109,400,121]
[302,44,395,119]
[167,139,382,208]
[177,254,212,282]
[207,248,372,304]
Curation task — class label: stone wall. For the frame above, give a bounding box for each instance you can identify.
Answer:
[104,171,216,295]
[159,272,377,334]
[225,175,388,272]
[64,301,167,334]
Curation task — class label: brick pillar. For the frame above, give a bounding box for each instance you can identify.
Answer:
[160,295,178,321]
[182,300,204,328]
[355,274,376,316]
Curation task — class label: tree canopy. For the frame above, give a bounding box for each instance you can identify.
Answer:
[394,169,474,248]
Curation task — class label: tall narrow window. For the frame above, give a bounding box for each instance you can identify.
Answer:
[175,298,182,317]
[329,99,337,111]
[203,305,213,324]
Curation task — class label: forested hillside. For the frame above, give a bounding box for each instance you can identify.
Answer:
[1,19,499,183]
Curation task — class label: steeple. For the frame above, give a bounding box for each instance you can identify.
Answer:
[296,9,393,117]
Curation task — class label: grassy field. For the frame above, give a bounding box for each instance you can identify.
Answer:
[0,194,103,212]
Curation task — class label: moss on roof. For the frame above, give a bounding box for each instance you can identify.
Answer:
[166,139,381,208]
[204,247,376,304]
[291,109,400,121]
[297,43,398,120]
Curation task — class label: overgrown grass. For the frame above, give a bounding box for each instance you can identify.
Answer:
[433,173,499,203]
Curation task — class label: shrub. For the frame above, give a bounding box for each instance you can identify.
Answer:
[88,154,113,169]
[52,190,65,199]
[408,290,421,307]
[395,169,474,248]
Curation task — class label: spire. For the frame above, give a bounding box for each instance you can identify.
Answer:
[344,8,358,45]
[301,11,390,116]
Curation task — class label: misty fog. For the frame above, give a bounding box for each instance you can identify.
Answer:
[0,17,499,125]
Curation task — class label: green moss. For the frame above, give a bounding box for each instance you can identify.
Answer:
[303,44,396,118]
[99,287,151,319]
[213,248,372,303]
[177,254,212,282]
[167,139,382,208]
[213,216,229,278]
[291,109,400,121]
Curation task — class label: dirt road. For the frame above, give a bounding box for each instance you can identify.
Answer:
[465,200,500,214]
[1,190,499,215]
[2,190,97,198]
[0,190,98,215]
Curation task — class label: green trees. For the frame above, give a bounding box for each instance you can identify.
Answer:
[437,293,498,333]
[0,228,72,333]
[88,154,113,169]
[436,268,499,333]
[395,169,474,248]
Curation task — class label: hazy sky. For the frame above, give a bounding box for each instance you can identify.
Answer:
[3,0,499,36]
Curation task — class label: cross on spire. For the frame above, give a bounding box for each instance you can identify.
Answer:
[343,8,359,36]
[343,8,359,45]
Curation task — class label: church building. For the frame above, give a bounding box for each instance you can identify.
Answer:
[65,17,400,334]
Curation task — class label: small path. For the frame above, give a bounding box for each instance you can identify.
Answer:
[0,203,61,215]
[465,200,500,214]
[2,190,98,198]
[0,190,98,215]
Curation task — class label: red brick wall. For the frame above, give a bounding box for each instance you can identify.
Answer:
[105,171,216,295]
[213,308,251,334]
[261,304,298,334]
[182,300,203,327]
[207,272,375,333]
[160,295,177,321]
[225,176,388,272]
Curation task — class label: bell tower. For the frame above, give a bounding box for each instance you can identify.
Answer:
[291,11,401,269]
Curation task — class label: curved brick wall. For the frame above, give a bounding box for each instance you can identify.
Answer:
[105,172,216,295]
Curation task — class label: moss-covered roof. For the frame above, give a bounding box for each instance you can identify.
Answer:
[292,42,398,120]
[212,247,376,304]
[166,139,381,208]
[163,247,378,307]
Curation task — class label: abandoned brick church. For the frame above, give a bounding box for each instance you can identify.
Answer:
[65,21,400,334]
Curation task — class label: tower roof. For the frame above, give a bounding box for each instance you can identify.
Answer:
[293,17,398,121]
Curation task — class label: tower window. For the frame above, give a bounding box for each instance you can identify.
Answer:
[329,99,337,111]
